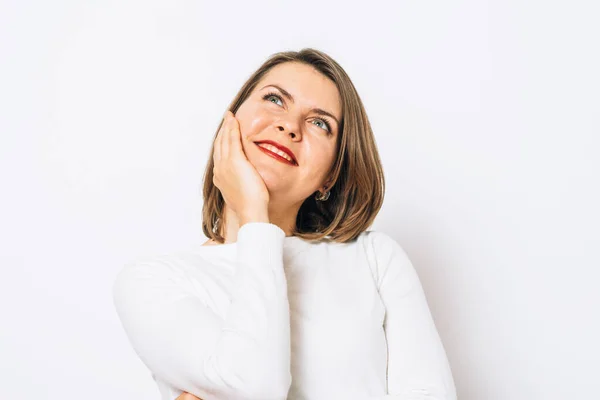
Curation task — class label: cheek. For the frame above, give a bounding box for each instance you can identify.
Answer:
[236,106,272,140]
[303,146,337,180]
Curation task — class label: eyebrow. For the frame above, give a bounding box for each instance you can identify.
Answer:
[260,84,340,127]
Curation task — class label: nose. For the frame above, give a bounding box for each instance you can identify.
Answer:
[276,116,301,141]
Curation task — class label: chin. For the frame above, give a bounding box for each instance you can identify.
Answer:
[255,168,292,192]
[257,170,283,188]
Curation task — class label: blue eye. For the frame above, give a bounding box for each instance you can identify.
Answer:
[263,91,334,136]
[313,118,333,135]
[263,92,283,106]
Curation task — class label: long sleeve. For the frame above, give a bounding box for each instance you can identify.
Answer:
[112,222,292,400]
[368,231,457,400]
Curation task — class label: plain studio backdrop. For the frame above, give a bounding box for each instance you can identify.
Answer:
[1,0,598,399]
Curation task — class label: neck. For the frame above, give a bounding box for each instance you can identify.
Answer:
[220,199,301,243]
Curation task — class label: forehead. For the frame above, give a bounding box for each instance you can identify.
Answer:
[257,62,342,119]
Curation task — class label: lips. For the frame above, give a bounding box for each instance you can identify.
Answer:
[254,140,298,165]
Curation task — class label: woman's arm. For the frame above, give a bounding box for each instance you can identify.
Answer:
[112,222,292,400]
[368,231,458,400]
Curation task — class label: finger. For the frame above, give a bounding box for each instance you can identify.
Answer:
[221,111,231,160]
[176,393,203,400]
[216,111,230,160]
[213,115,226,163]
[227,113,245,160]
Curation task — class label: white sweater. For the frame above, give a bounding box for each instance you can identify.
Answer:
[113,222,457,400]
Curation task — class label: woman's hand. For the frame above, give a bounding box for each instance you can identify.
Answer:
[213,110,270,222]
[175,392,202,400]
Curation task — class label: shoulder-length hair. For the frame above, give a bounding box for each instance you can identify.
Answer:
[201,48,385,244]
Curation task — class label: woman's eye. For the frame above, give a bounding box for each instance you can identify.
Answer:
[265,94,283,107]
[312,119,331,133]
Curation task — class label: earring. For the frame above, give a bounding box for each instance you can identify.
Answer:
[315,190,330,201]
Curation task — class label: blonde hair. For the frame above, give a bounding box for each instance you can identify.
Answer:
[201,48,385,244]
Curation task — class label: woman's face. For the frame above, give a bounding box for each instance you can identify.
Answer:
[234,62,342,205]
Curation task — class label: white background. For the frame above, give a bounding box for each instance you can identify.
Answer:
[1,0,598,399]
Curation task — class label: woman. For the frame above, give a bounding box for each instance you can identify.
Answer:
[113,48,457,400]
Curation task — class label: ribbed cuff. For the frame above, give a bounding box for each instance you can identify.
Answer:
[236,222,286,265]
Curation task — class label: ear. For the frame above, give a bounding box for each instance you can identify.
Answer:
[322,178,334,191]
